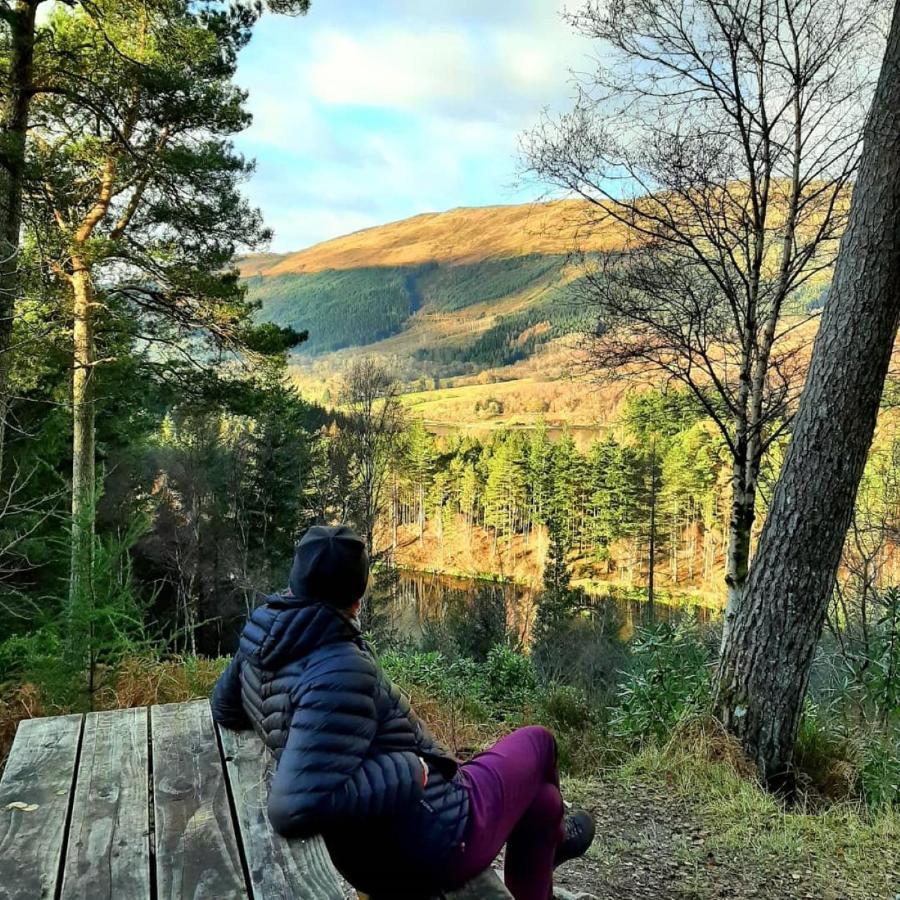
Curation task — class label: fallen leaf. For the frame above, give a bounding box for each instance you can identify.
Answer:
[5,801,38,812]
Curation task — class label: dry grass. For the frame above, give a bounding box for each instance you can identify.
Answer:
[399,684,504,760]
[239,200,628,276]
[619,717,900,898]
[91,655,228,709]
[0,655,228,775]
[0,683,44,775]
[666,715,762,781]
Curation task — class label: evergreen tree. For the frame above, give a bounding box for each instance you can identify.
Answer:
[527,418,552,529]
[624,391,700,616]
[405,419,436,540]
[549,430,579,543]
[0,0,308,493]
[534,511,577,646]
[27,0,301,646]
[482,432,527,553]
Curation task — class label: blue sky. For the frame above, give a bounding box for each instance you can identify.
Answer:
[234,1,593,252]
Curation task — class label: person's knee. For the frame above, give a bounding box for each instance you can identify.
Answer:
[518,724,558,768]
[519,724,557,752]
[519,782,564,834]
[537,782,564,823]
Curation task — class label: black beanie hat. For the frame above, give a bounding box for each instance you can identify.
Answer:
[288,525,369,608]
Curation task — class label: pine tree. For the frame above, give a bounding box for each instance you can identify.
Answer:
[405,420,436,541]
[527,418,552,532]
[534,511,576,646]
[28,0,300,632]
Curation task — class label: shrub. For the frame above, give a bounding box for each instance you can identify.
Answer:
[532,612,629,704]
[0,627,65,687]
[480,645,536,715]
[859,733,900,809]
[445,587,510,662]
[793,700,859,803]
[610,620,712,745]
[538,683,596,732]
[863,587,900,725]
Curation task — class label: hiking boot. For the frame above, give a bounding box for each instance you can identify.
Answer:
[554,808,596,868]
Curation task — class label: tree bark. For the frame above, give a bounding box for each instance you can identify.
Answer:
[647,437,657,623]
[69,259,96,611]
[722,458,756,647]
[0,0,38,477]
[715,1,900,787]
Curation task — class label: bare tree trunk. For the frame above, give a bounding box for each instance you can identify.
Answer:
[0,0,38,477]
[69,260,96,612]
[647,439,657,623]
[723,451,756,646]
[715,3,900,786]
[418,481,425,542]
[391,479,398,551]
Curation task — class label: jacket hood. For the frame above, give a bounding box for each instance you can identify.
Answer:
[239,593,361,669]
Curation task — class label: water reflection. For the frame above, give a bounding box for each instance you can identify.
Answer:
[207,570,719,657]
[387,571,716,644]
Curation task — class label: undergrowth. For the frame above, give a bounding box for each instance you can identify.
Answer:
[618,718,900,898]
[0,655,227,775]
[2,604,897,821]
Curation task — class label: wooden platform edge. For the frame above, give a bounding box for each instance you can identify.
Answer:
[359,867,513,900]
[216,722,345,900]
[0,713,85,900]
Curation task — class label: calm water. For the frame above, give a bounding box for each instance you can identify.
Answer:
[389,571,716,644]
[207,570,717,656]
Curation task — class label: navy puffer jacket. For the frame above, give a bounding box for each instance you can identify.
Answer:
[211,593,470,896]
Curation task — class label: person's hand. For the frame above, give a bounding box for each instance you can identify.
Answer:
[417,755,429,788]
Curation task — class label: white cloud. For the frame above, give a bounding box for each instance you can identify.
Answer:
[236,1,593,250]
[494,32,572,93]
[242,94,326,154]
[308,28,480,112]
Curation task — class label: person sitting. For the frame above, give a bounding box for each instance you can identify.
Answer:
[211,525,595,900]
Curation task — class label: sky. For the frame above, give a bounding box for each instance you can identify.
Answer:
[234,1,594,252]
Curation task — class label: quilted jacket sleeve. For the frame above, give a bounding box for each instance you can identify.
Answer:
[211,653,251,730]
[267,649,425,838]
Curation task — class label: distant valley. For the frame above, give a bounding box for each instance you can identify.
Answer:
[242,200,827,430]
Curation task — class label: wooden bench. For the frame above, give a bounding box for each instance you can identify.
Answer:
[0,699,511,900]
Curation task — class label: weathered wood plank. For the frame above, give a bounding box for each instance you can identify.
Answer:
[60,707,150,900]
[152,700,247,900]
[217,725,345,900]
[0,714,84,900]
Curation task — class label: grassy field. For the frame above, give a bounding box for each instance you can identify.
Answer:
[290,335,634,432]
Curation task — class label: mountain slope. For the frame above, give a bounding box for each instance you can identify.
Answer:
[243,200,621,276]
[242,200,618,363]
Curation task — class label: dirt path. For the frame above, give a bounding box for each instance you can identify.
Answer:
[551,780,882,900]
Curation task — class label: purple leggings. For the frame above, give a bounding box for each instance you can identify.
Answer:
[445,726,565,900]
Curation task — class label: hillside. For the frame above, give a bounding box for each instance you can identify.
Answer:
[242,201,621,275]
[243,200,828,426]
[240,201,628,371]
